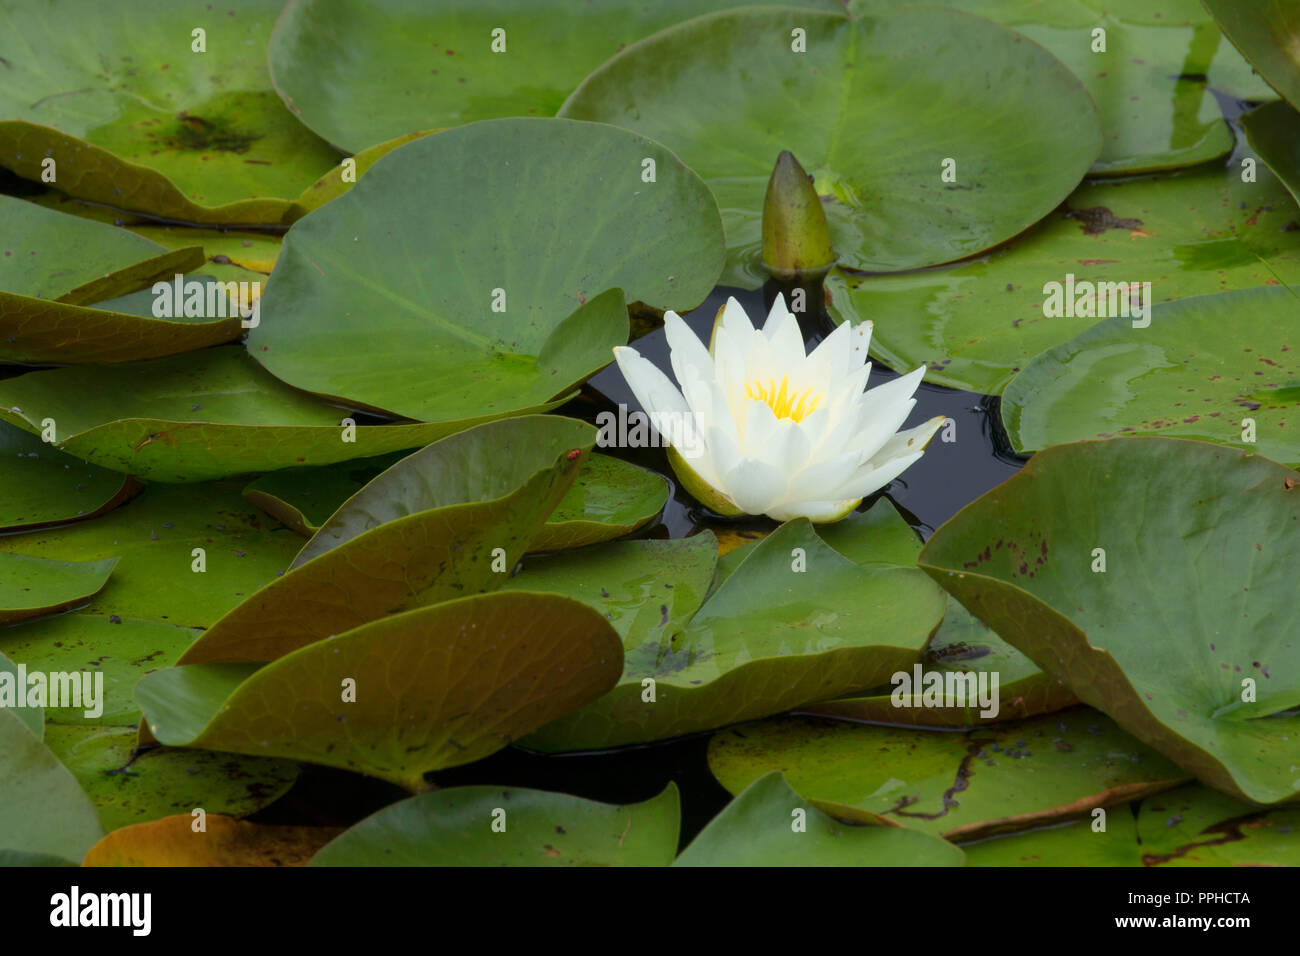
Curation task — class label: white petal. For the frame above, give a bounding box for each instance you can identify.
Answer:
[718,296,754,335]
[828,450,925,501]
[663,310,714,389]
[755,417,811,479]
[867,415,947,467]
[764,301,805,360]
[721,456,788,514]
[846,397,916,463]
[849,320,873,368]
[788,450,863,501]
[860,365,927,414]
[804,317,855,381]
[738,395,781,458]
[767,498,862,523]
[612,346,690,421]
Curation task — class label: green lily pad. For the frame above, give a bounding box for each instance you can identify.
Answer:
[708,709,1187,841]
[0,420,140,531]
[1203,0,1300,107]
[0,480,303,629]
[138,591,624,790]
[0,345,563,482]
[0,553,118,625]
[0,706,102,864]
[43,724,297,833]
[827,160,1300,395]
[1,613,201,726]
[0,650,42,739]
[179,415,592,665]
[1002,287,1300,465]
[800,596,1078,727]
[267,0,842,152]
[244,449,668,549]
[853,0,1273,175]
[919,437,1300,805]
[561,5,1100,285]
[520,501,947,751]
[248,119,723,421]
[0,0,341,224]
[674,771,965,866]
[1241,99,1300,206]
[966,783,1300,866]
[311,783,680,867]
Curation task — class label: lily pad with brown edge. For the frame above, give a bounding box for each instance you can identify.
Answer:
[0,345,567,482]
[1203,0,1300,108]
[1002,287,1300,466]
[0,0,342,225]
[136,591,625,791]
[1241,99,1300,207]
[919,436,1300,805]
[561,5,1100,286]
[244,449,668,550]
[0,481,303,630]
[519,503,947,752]
[82,814,340,867]
[43,724,298,833]
[247,119,724,422]
[0,706,102,865]
[708,708,1187,842]
[0,553,118,625]
[0,613,201,726]
[825,159,1300,396]
[310,783,681,867]
[0,421,140,532]
[177,415,593,666]
[800,596,1078,728]
[267,0,843,154]
[964,783,1300,866]
[674,771,965,866]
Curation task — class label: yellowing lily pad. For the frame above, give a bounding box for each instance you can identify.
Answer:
[137,591,625,790]
[0,0,342,224]
[708,709,1187,841]
[311,784,681,867]
[82,814,338,867]
[178,415,592,665]
[919,437,1300,805]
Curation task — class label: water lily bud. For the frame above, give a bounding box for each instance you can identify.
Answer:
[761,150,836,279]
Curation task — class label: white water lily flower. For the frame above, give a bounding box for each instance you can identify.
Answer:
[612,295,945,523]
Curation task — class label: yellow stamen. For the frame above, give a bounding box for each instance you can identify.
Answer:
[745,374,822,423]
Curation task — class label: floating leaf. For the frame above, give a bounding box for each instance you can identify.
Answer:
[966,784,1300,866]
[241,452,408,535]
[267,0,843,152]
[138,591,624,790]
[919,437,1300,804]
[44,724,298,832]
[521,501,947,751]
[82,814,338,867]
[0,421,139,532]
[1241,99,1300,206]
[311,784,680,867]
[0,650,42,738]
[827,161,1300,394]
[0,345,558,481]
[1203,0,1300,107]
[674,772,965,866]
[1002,287,1300,466]
[180,415,592,665]
[286,130,437,217]
[709,709,1186,841]
[0,480,303,628]
[801,597,1078,727]
[0,707,102,864]
[0,553,118,625]
[0,0,341,224]
[852,0,1273,175]
[249,119,723,421]
[561,6,1100,285]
